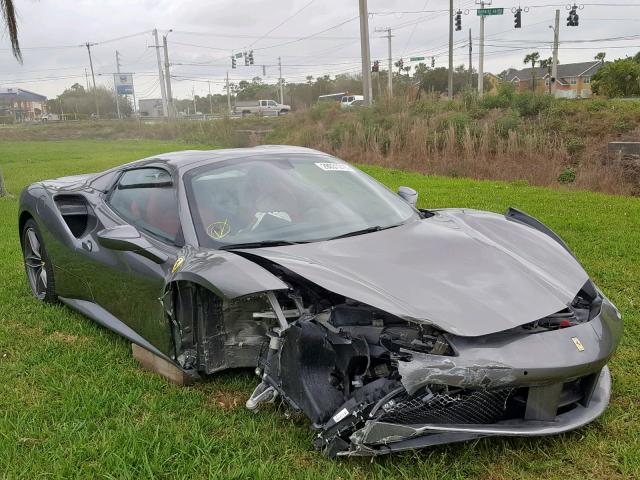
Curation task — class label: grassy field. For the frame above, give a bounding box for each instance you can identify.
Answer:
[0,139,638,479]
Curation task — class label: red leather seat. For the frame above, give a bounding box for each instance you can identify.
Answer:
[145,188,179,239]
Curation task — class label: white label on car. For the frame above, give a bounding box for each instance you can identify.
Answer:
[332,408,350,423]
[315,162,353,172]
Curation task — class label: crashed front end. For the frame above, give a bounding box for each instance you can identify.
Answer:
[245,276,622,457]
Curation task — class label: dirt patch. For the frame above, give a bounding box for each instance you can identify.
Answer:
[49,331,87,344]
[207,388,246,411]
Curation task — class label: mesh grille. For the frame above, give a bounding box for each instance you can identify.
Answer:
[378,388,513,425]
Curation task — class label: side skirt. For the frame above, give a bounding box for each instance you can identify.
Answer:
[58,296,187,371]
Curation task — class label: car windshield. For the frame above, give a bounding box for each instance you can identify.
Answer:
[185,154,418,248]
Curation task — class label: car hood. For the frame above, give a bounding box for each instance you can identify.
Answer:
[240,209,589,337]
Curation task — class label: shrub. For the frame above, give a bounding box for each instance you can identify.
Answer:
[0,116,15,125]
[481,94,510,110]
[558,168,576,183]
[586,98,609,113]
[512,91,553,117]
[494,113,521,138]
[438,112,471,134]
[613,120,633,132]
[566,137,585,156]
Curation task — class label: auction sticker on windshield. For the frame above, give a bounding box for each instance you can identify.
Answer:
[315,162,353,172]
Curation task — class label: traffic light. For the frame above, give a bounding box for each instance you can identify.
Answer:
[455,11,462,31]
[244,52,249,66]
[431,56,435,68]
[371,60,379,73]
[514,8,522,28]
[248,50,254,65]
[567,5,579,26]
[231,55,236,69]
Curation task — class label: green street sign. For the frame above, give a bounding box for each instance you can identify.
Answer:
[234,52,244,58]
[409,56,425,62]
[477,7,504,16]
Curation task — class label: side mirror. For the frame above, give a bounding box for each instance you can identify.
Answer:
[96,225,168,264]
[397,186,418,207]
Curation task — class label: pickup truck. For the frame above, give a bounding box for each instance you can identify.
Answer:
[234,99,291,116]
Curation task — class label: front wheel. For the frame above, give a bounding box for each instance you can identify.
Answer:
[22,219,57,303]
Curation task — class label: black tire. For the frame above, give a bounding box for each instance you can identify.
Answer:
[22,219,57,303]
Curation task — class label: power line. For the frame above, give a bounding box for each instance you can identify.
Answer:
[248,0,317,48]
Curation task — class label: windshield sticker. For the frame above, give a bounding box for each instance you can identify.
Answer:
[207,219,231,240]
[315,162,354,172]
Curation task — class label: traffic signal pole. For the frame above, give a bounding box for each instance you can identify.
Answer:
[386,28,393,97]
[448,0,454,100]
[552,9,560,96]
[358,0,373,106]
[477,1,490,97]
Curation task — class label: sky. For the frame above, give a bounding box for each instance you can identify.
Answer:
[2,0,640,101]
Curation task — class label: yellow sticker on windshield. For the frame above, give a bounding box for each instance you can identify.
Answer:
[207,219,231,240]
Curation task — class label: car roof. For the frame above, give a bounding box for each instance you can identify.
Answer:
[138,145,326,172]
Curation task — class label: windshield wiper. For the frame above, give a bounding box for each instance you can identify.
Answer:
[327,223,402,241]
[219,240,306,250]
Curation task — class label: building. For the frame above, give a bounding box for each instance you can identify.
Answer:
[503,61,603,99]
[138,99,164,118]
[0,87,47,122]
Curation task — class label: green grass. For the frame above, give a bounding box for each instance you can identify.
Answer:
[0,140,638,479]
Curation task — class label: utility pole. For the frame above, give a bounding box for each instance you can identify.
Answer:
[226,72,232,114]
[468,28,473,88]
[358,0,373,106]
[278,57,284,105]
[448,0,453,99]
[192,86,196,114]
[375,27,393,97]
[551,9,560,97]
[152,29,168,118]
[84,68,89,91]
[208,81,213,115]
[477,0,490,97]
[84,42,99,117]
[163,31,174,117]
[114,51,121,119]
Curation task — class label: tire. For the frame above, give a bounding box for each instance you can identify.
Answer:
[22,219,57,303]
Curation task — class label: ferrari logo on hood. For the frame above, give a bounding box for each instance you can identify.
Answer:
[572,337,585,352]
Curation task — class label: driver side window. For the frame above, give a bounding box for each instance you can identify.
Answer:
[108,168,181,244]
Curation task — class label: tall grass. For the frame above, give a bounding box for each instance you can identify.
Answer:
[267,88,640,196]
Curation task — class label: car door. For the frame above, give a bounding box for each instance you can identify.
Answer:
[87,167,182,353]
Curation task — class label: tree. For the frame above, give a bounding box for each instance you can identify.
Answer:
[523,52,540,91]
[595,52,606,63]
[1,0,20,62]
[591,58,640,97]
[0,165,6,197]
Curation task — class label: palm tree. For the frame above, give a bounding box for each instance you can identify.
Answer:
[523,51,540,91]
[595,52,606,64]
[1,0,21,62]
[539,57,553,93]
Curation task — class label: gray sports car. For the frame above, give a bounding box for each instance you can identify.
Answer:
[19,146,622,457]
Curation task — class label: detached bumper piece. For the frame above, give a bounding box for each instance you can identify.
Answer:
[337,367,611,456]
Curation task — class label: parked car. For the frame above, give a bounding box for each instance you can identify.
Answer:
[40,113,60,122]
[340,94,364,108]
[234,99,290,116]
[19,146,622,457]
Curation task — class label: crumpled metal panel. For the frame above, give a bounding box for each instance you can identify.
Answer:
[241,209,589,336]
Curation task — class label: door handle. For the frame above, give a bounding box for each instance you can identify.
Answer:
[82,240,93,252]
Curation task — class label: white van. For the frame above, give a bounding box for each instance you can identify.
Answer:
[340,95,364,108]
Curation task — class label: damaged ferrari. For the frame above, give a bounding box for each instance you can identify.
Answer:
[19,146,622,456]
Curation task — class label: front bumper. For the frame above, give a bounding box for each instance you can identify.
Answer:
[343,366,611,456]
[339,297,622,456]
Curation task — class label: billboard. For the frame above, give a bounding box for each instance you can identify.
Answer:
[115,74,134,95]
